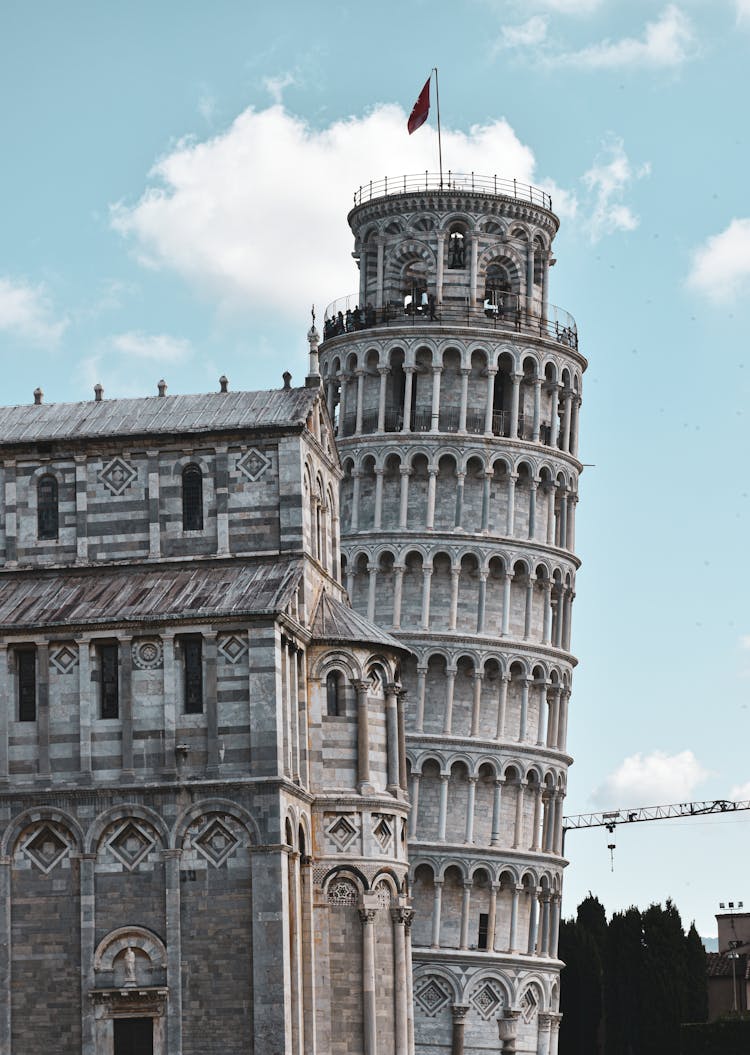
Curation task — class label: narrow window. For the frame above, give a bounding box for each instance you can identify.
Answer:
[100,643,119,719]
[182,464,203,531]
[477,912,489,950]
[37,474,59,540]
[17,650,36,722]
[326,670,343,716]
[183,637,203,714]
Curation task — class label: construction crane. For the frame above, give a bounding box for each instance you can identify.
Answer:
[562,798,750,857]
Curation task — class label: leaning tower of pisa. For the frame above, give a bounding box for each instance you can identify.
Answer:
[318,173,583,1055]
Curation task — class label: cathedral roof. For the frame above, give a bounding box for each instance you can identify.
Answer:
[0,386,319,445]
[311,592,408,653]
[0,557,302,630]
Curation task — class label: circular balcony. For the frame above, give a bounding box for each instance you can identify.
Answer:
[352,172,553,211]
[322,294,578,351]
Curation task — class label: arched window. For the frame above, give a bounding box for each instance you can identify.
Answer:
[182,464,203,531]
[326,670,344,716]
[37,474,58,540]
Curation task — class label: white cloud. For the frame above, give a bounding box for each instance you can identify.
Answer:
[0,277,68,346]
[582,137,649,242]
[537,0,602,11]
[499,16,549,48]
[736,0,750,24]
[553,5,695,69]
[687,218,750,303]
[740,635,750,650]
[593,750,709,807]
[112,103,567,316]
[263,73,296,105]
[110,331,192,363]
[730,780,750,800]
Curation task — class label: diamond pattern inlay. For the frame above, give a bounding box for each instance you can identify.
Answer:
[218,634,248,664]
[373,817,392,850]
[108,822,155,870]
[98,456,138,496]
[415,978,451,1017]
[24,826,68,873]
[521,988,539,1023]
[194,818,239,868]
[236,448,271,482]
[470,982,503,1020]
[50,645,78,674]
[328,816,357,850]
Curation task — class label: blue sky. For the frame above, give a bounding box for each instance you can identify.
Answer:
[2,0,750,936]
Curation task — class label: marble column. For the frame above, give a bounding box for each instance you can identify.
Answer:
[360,906,378,1055]
[355,680,372,792]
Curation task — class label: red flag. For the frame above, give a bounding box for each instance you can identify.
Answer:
[407,77,430,135]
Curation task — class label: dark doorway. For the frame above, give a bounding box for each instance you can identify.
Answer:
[114,1017,153,1055]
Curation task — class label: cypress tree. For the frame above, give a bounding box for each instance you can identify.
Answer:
[684,922,708,1023]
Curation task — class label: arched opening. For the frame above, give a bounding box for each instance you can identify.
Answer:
[326,670,346,717]
[37,474,59,540]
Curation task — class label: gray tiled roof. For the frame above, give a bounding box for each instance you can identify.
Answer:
[312,592,408,653]
[0,387,318,445]
[0,558,303,630]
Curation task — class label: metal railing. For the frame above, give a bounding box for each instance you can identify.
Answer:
[352,172,553,211]
[322,295,578,350]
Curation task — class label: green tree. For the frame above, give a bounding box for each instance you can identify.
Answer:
[604,907,643,1055]
[684,922,709,1024]
[559,907,604,1055]
[640,900,689,1055]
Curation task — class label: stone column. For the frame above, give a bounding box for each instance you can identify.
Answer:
[531,783,543,850]
[506,474,517,536]
[477,574,488,634]
[509,886,521,953]
[549,383,560,448]
[547,688,560,749]
[354,680,372,792]
[430,366,442,432]
[339,373,350,424]
[485,368,498,434]
[405,913,415,1053]
[558,691,570,750]
[550,897,561,958]
[326,379,336,419]
[392,564,405,629]
[501,572,512,636]
[470,672,483,736]
[415,666,428,732]
[409,773,421,838]
[74,453,88,562]
[346,564,356,600]
[36,641,50,779]
[442,668,457,735]
[519,678,530,742]
[80,853,96,1055]
[449,568,461,631]
[496,673,509,739]
[465,777,477,844]
[360,905,378,1055]
[120,635,134,778]
[3,459,16,564]
[549,1013,562,1055]
[402,368,414,431]
[498,1008,521,1054]
[513,781,525,848]
[527,887,539,955]
[377,366,389,432]
[532,378,542,441]
[351,470,362,532]
[454,473,465,530]
[164,848,183,1055]
[437,776,449,841]
[571,398,581,457]
[459,368,470,432]
[559,490,568,549]
[470,235,479,305]
[420,566,433,630]
[561,389,573,452]
[526,243,535,315]
[540,894,551,957]
[426,469,438,529]
[490,780,503,846]
[391,906,412,1055]
[459,882,472,949]
[452,1005,470,1055]
[147,448,161,558]
[205,633,220,778]
[373,469,384,530]
[509,374,522,439]
[537,1012,553,1055]
[431,879,444,947]
[528,480,538,540]
[355,369,365,434]
[215,444,230,555]
[435,234,445,302]
[487,883,499,951]
[399,468,411,528]
[162,632,177,777]
[537,681,548,746]
[481,470,493,532]
[367,563,377,622]
[397,690,408,793]
[523,577,534,640]
[543,795,554,853]
[568,494,577,551]
[546,484,555,545]
[542,582,553,645]
[0,647,8,785]
[375,237,385,308]
[385,683,400,795]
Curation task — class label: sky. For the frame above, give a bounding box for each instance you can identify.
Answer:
[2,0,749,938]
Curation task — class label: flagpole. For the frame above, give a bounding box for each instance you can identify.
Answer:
[432,66,444,188]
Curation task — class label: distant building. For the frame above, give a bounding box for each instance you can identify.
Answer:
[0,367,411,1055]
[707,910,750,1018]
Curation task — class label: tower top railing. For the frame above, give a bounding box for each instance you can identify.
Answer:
[352,173,553,212]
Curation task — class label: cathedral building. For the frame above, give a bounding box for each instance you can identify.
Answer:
[0,366,412,1055]
[319,173,584,1055]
